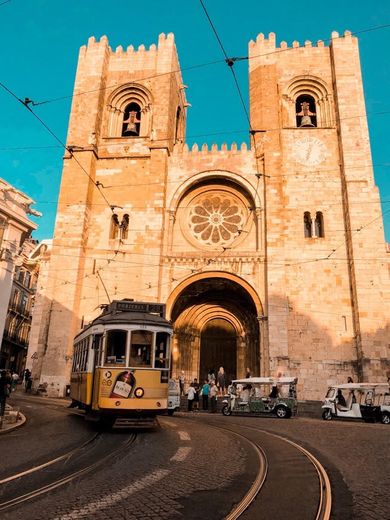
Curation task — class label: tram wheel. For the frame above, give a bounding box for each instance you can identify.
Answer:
[322,409,332,421]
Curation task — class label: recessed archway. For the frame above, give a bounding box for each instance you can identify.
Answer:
[200,318,237,385]
[168,274,262,384]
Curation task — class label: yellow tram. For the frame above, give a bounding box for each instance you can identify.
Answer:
[70,300,173,427]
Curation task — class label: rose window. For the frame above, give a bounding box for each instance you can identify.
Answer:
[188,194,246,246]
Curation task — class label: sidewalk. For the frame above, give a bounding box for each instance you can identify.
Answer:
[0,403,26,434]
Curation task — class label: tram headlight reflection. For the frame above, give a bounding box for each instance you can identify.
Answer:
[134,387,144,398]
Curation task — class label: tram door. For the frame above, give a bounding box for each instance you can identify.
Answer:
[199,319,236,384]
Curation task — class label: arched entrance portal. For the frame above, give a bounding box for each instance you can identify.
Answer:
[200,318,236,385]
[169,275,261,384]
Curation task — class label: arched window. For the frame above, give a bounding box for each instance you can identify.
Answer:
[106,84,152,138]
[315,212,324,238]
[120,214,129,240]
[110,214,120,239]
[284,76,333,128]
[296,94,317,127]
[304,212,312,238]
[122,103,141,137]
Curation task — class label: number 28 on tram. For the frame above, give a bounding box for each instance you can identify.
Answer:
[70,300,173,427]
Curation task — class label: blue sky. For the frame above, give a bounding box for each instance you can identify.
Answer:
[0,0,389,241]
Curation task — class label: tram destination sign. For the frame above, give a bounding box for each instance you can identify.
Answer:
[114,300,166,317]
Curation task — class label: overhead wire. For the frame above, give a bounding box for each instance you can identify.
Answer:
[2,15,387,305]
[25,22,390,107]
[0,81,115,213]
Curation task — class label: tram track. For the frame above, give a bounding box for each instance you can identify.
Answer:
[203,421,332,520]
[0,432,100,485]
[0,432,137,513]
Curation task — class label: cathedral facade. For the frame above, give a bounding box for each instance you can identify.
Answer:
[28,31,389,399]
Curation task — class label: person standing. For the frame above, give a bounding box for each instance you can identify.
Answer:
[25,373,33,393]
[209,381,218,413]
[11,371,19,392]
[187,384,196,412]
[208,369,215,385]
[192,378,200,411]
[23,368,31,388]
[245,367,251,379]
[179,370,185,396]
[201,380,209,410]
[0,370,11,427]
[217,367,226,396]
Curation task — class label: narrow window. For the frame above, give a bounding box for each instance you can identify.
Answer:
[110,214,120,239]
[0,216,7,248]
[24,271,31,289]
[120,214,129,240]
[304,212,312,238]
[175,106,182,142]
[122,102,141,136]
[315,211,324,238]
[296,94,317,127]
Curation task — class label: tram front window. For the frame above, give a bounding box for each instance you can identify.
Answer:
[105,329,127,365]
[154,332,169,369]
[130,330,152,367]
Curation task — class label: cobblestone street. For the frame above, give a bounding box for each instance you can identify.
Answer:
[196,413,389,520]
[0,395,388,519]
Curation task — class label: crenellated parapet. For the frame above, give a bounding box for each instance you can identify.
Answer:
[248,30,356,71]
[79,32,175,57]
[78,32,179,74]
[169,141,257,186]
[174,141,251,155]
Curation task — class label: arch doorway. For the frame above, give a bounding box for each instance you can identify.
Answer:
[169,275,261,383]
[200,318,236,385]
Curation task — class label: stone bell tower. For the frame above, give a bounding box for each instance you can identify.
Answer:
[35,33,187,395]
[248,31,389,392]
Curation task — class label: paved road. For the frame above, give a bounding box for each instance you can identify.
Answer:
[1,395,388,519]
[195,413,389,520]
[1,395,256,520]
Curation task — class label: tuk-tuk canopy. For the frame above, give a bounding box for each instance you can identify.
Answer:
[329,383,389,391]
[232,377,297,385]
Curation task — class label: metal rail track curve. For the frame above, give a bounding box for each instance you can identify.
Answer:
[0,432,100,485]
[0,432,137,512]
[211,422,331,520]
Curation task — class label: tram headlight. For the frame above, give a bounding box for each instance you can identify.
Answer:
[134,387,144,398]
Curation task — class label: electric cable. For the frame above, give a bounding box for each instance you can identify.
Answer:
[0,81,115,213]
[27,22,390,107]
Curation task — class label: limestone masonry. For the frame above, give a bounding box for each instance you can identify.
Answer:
[27,31,389,399]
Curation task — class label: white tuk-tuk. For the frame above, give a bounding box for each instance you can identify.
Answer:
[322,383,390,424]
[221,377,298,419]
[167,379,180,416]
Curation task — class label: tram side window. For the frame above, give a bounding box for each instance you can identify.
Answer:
[105,330,127,365]
[72,343,80,372]
[92,334,103,367]
[154,332,169,369]
[81,339,89,371]
[130,330,152,367]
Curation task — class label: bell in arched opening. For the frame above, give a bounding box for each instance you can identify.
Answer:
[122,102,141,136]
[296,95,317,128]
[297,101,315,127]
